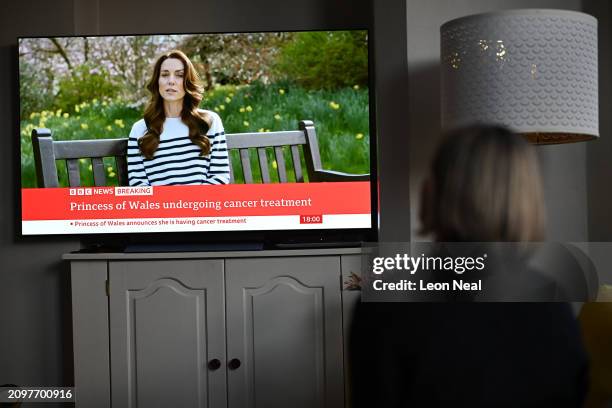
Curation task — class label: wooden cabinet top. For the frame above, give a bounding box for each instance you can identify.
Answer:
[63,247,364,261]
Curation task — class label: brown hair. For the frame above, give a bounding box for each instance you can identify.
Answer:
[420,125,546,242]
[139,50,211,160]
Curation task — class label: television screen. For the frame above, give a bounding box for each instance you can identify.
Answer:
[19,30,374,236]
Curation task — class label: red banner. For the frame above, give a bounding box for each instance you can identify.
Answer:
[22,182,371,221]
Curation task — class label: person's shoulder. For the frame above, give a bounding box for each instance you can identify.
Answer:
[129,118,147,139]
[198,109,224,134]
[198,109,222,124]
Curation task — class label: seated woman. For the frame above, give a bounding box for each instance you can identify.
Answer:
[128,50,230,186]
[350,125,588,407]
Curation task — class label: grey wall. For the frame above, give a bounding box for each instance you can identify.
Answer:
[585,0,612,241]
[405,0,606,242]
[0,0,79,390]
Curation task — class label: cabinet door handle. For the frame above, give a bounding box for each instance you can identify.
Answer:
[208,359,221,370]
[228,358,241,370]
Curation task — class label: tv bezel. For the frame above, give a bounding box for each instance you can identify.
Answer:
[16,28,379,248]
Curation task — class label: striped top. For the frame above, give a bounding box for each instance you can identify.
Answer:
[127,110,230,186]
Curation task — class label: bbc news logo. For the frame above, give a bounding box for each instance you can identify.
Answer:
[68,187,152,196]
[69,188,92,196]
[68,187,115,196]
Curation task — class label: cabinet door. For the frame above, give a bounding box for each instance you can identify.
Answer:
[109,260,226,408]
[226,256,344,408]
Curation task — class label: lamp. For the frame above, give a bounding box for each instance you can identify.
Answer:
[440,9,598,144]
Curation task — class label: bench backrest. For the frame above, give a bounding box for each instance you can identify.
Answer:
[225,120,317,183]
[31,120,368,187]
[32,128,128,187]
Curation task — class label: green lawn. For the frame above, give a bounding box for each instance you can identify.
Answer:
[20,82,370,187]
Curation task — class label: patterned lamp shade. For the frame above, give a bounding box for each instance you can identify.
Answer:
[441,9,598,144]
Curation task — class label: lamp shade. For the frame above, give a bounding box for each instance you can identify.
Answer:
[441,9,598,144]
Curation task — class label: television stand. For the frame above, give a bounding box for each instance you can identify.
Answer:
[123,242,264,253]
[273,241,361,249]
[64,248,363,407]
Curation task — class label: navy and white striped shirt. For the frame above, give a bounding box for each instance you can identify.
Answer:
[127,110,230,186]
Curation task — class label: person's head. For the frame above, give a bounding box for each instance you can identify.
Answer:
[140,50,211,160]
[419,124,546,242]
[147,49,202,110]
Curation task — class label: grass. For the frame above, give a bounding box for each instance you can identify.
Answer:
[20,82,370,187]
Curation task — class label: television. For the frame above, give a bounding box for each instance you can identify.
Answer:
[18,30,377,248]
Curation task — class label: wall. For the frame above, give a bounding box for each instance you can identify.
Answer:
[0,0,79,390]
[585,0,612,241]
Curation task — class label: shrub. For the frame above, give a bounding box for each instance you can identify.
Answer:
[55,64,120,113]
[273,31,369,90]
[19,61,55,119]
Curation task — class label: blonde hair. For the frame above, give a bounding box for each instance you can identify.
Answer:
[420,125,546,242]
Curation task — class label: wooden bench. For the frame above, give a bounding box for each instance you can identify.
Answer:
[31,120,369,187]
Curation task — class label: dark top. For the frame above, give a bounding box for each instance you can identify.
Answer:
[350,301,588,407]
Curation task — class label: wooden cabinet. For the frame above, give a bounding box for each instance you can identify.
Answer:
[108,260,226,408]
[225,257,343,408]
[66,249,361,408]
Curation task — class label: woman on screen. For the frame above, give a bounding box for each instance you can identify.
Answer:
[127,50,230,186]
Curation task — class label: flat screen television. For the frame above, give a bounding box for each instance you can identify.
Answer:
[18,29,377,248]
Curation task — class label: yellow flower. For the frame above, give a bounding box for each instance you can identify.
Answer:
[258,128,265,132]
[109,171,116,178]
[279,89,285,95]
[229,92,235,98]
[274,114,281,120]
[106,125,112,131]
[88,164,93,171]
[246,105,253,112]
[75,105,80,113]
[107,166,113,172]
[214,106,219,112]
[114,119,124,128]
[29,112,39,119]
[92,98,98,104]
[102,101,108,106]
[353,84,360,90]
[38,120,46,128]
[239,107,245,113]
[63,113,69,118]
[225,97,231,103]
[81,123,89,129]
[329,101,341,110]
[56,109,62,117]
[265,129,270,132]
[272,160,278,170]
[356,133,364,140]
[243,121,249,127]
[219,104,225,111]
